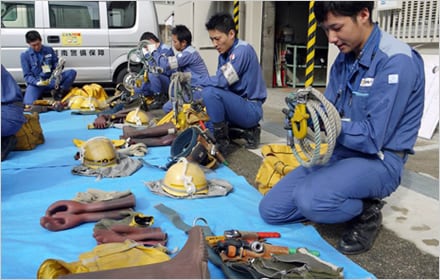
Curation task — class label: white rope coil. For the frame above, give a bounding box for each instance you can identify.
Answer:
[288,87,341,167]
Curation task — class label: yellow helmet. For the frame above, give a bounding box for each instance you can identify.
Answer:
[80,97,100,111]
[125,108,150,126]
[68,95,87,110]
[80,137,118,169]
[162,157,208,197]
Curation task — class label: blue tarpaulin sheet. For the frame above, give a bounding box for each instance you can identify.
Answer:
[1,110,375,278]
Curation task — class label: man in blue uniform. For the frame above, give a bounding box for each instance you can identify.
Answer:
[21,30,77,105]
[259,1,425,255]
[200,13,267,154]
[153,25,209,113]
[134,32,174,109]
[1,65,26,161]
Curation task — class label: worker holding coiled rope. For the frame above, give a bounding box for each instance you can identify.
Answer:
[259,1,425,256]
[152,25,209,113]
[132,32,174,109]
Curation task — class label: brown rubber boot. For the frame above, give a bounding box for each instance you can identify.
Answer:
[61,226,210,279]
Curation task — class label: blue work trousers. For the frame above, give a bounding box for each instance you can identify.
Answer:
[201,86,263,128]
[24,69,76,105]
[2,105,25,136]
[134,74,170,97]
[259,149,404,224]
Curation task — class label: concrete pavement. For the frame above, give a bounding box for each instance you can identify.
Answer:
[256,87,439,257]
[236,87,439,278]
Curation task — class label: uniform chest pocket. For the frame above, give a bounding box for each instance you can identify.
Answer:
[350,90,369,120]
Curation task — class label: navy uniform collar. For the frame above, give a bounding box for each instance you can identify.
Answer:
[358,24,380,68]
[222,38,239,59]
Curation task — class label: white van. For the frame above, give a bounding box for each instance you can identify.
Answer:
[1,0,158,85]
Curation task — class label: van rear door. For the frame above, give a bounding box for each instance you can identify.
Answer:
[41,1,111,83]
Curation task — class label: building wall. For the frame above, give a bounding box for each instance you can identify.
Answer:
[169,1,438,87]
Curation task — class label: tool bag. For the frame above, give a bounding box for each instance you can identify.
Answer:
[14,112,45,150]
[170,126,218,169]
[227,250,344,279]
[255,144,328,195]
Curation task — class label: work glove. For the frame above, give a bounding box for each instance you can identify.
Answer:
[37,79,50,86]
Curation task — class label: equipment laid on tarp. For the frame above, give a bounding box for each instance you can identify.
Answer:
[1,110,375,279]
[14,112,45,151]
[72,136,144,178]
[146,157,233,199]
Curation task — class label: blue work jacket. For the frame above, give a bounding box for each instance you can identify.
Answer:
[1,65,26,136]
[20,45,59,86]
[202,39,267,102]
[153,45,209,87]
[326,24,425,155]
[149,43,174,76]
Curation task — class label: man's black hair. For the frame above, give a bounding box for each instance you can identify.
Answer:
[139,32,160,42]
[314,1,374,24]
[205,13,236,35]
[25,30,42,43]
[171,25,192,46]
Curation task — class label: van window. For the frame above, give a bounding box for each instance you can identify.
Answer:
[49,1,99,28]
[107,1,136,28]
[1,1,34,28]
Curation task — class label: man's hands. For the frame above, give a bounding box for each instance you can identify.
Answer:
[36,79,50,86]
[94,115,109,129]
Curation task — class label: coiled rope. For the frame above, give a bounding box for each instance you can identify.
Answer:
[285,87,341,167]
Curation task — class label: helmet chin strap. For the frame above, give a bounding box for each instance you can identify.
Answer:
[178,157,196,195]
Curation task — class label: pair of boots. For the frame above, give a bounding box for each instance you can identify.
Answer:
[338,198,385,255]
[213,122,261,155]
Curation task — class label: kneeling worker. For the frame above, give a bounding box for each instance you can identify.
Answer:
[199,13,267,155]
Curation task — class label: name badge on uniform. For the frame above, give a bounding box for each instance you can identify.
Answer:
[360,77,374,87]
[168,56,178,70]
[220,62,239,85]
[388,74,399,84]
[42,64,51,73]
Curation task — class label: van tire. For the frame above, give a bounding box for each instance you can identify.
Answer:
[115,67,129,85]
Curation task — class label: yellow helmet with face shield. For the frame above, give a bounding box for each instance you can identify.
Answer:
[80,97,100,111]
[68,95,87,110]
[80,137,119,169]
[125,108,150,126]
[162,157,208,197]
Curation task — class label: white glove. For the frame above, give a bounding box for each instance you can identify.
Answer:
[36,79,50,86]
[147,43,157,53]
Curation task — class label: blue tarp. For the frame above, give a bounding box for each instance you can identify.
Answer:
[1,110,375,278]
